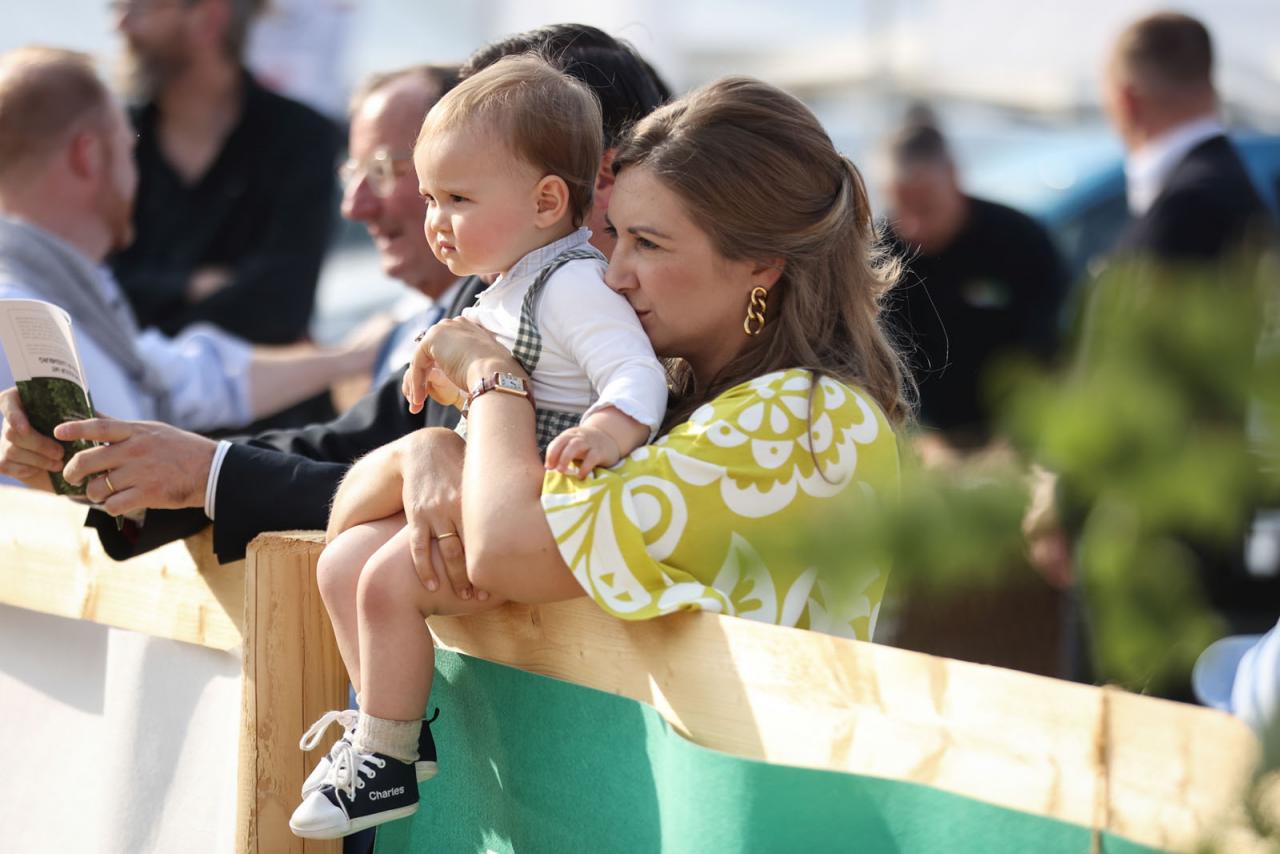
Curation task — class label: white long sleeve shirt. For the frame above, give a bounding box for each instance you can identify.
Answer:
[461,229,667,434]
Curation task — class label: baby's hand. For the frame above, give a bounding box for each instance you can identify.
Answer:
[402,346,465,413]
[545,425,622,480]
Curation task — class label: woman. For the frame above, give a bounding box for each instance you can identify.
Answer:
[290,76,908,840]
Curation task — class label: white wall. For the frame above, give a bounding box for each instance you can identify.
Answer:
[0,605,242,854]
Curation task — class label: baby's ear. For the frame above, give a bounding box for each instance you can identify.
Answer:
[534,175,571,228]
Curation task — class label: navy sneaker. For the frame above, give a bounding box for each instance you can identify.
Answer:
[416,708,439,781]
[290,742,419,839]
[301,709,439,798]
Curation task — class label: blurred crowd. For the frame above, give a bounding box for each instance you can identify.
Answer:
[0,1,1276,731]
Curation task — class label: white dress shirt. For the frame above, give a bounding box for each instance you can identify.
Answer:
[374,278,463,383]
[461,228,667,434]
[1125,115,1226,216]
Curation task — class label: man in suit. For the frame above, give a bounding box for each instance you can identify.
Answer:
[1106,13,1278,643]
[0,24,668,567]
[1031,13,1279,696]
[330,64,463,409]
[1103,12,1273,263]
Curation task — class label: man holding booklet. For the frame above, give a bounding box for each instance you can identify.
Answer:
[0,27,669,573]
[0,47,379,490]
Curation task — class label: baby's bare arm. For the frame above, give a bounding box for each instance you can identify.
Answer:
[582,406,649,459]
[545,406,649,479]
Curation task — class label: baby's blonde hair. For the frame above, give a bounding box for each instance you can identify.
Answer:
[417,54,603,227]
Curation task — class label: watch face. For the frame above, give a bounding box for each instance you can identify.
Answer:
[496,373,525,393]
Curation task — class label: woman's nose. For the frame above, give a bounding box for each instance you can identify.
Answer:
[604,251,633,293]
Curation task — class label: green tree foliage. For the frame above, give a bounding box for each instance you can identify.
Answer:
[791,253,1280,841]
[802,253,1277,696]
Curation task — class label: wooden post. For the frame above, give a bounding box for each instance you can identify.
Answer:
[237,531,348,854]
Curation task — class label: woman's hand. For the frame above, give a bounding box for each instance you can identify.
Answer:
[402,318,523,413]
[395,427,487,600]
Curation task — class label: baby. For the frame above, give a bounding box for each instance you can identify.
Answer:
[288,55,667,839]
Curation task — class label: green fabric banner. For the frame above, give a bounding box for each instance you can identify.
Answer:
[373,650,1162,853]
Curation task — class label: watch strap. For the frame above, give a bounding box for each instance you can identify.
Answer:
[463,371,535,415]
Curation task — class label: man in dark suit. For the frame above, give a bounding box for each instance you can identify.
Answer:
[1105,12,1278,625]
[1032,13,1279,696]
[1103,12,1273,264]
[0,25,668,566]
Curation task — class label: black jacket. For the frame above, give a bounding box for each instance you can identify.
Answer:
[1106,135,1279,633]
[111,72,340,345]
[89,277,487,563]
[1112,134,1272,264]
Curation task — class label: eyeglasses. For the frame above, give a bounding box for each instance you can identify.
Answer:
[338,147,414,199]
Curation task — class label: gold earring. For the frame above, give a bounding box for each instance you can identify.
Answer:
[743,286,768,336]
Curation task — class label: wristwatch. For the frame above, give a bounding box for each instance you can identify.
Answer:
[463,371,535,415]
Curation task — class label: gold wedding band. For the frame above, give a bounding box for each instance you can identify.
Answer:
[103,473,117,495]
[434,531,459,541]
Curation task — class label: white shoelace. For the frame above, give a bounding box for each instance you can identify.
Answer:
[327,740,386,801]
[299,709,359,752]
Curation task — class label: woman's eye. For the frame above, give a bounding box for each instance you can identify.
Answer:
[637,237,659,250]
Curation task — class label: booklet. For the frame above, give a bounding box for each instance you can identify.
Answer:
[0,298,99,497]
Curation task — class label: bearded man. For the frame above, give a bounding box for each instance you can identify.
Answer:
[109,0,339,352]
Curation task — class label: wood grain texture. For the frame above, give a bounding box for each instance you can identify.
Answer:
[237,530,346,854]
[0,485,242,649]
[429,597,1270,852]
[1103,687,1268,852]
[2,502,1271,853]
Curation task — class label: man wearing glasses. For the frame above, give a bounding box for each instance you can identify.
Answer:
[335,65,464,401]
[0,24,669,569]
[107,0,338,364]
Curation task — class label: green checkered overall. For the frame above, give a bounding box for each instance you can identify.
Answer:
[458,246,606,456]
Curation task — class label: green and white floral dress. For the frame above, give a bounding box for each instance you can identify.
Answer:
[541,368,900,641]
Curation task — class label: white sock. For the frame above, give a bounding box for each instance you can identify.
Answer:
[354,712,419,764]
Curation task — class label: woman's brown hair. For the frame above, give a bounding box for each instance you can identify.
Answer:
[611,77,912,431]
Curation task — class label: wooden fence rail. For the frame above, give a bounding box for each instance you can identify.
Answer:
[0,485,1273,852]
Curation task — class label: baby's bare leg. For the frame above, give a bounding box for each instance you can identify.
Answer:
[357,523,505,721]
[316,514,407,692]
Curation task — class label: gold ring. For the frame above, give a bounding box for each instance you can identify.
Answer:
[434,531,459,541]
[103,473,117,495]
